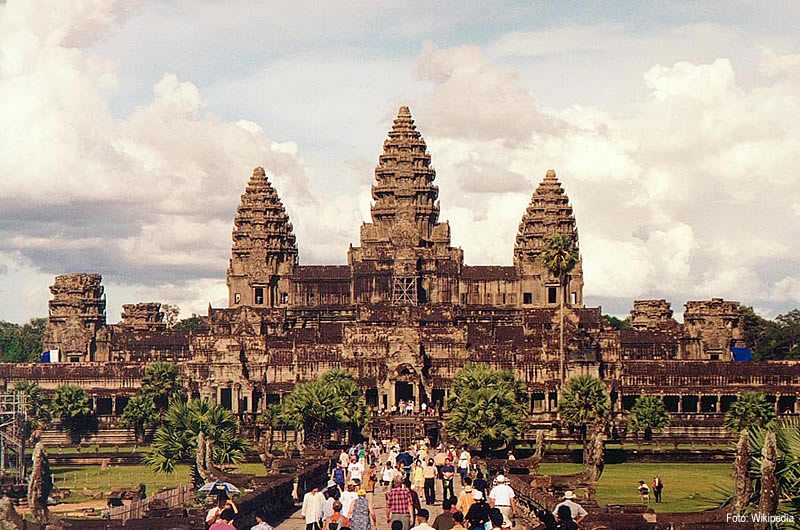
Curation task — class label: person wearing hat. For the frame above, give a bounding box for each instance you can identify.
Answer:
[552,491,587,526]
[206,493,238,526]
[411,508,435,530]
[464,489,490,530]
[346,488,377,530]
[456,477,475,514]
[341,481,359,519]
[488,475,515,524]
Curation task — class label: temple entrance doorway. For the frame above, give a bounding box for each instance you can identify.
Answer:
[395,381,414,405]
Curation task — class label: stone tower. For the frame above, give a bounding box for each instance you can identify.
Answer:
[227,167,298,307]
[348,106,462,305]
[44,273,106,362]
[514,170,584,307]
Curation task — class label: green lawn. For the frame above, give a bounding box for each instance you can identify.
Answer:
[50,462,268,504]
[538,463,731,512]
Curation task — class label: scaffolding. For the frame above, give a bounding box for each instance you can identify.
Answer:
[392,276,418,305]
[0,392,28,482]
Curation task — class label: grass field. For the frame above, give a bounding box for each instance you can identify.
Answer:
[538,463,731,512]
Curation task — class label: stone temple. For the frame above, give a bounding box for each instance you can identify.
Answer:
[3,106,799,446]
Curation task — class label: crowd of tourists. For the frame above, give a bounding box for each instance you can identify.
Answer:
[379,400,440,417]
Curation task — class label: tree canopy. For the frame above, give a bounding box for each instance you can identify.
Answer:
[445,364,526,454]
[559,375,611,429]
[725,392,777,433]
[0,318,46,362]
[740,306,800,360]
[627,395,670,440]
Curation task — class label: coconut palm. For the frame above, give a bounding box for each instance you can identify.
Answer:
[540,233,580,385]
[119,394,156,443]
[50,384,91,442]
[445,364,526,455]
[280,370,369,450]
[627,396,670,440]
[559,375,610,457]
[145,398,251,473]
[725,392,777,433]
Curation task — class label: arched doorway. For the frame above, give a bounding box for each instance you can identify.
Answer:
[393,364,419,407]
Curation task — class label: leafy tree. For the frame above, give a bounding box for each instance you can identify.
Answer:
[0,318,46,362]
[739,306,800,360]
[725,392,777,433]
[559,375,610,456]
[445,364,526,454]
[141,361,181,413]
[627,395,670,440]
[280,369,369,450]
[173,314,202,333]
[13,381,51,433]
[540,233,580,385]
[119,395,157,443]
[146,398,251,473]
[602,314,632,331]
[50,385,91,442]
[258,403,288,456]
[161,304,181,329]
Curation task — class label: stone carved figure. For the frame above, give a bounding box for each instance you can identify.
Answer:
[756,432,779,528]
[0,497,26,530]
[730,430,751,515]
[27,442,55,525]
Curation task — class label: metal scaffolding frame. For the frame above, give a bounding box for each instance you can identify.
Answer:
[0,392,28,481]
[392,276,418,305]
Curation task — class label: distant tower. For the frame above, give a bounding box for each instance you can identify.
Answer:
[514,170,584,307]
[348,106,463,305]
[44,273,106,362]
[226,167,298,307]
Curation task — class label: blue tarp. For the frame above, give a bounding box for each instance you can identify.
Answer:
[731,347,752,362]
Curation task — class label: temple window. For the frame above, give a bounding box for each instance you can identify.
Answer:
[254,287,264,305]
[280,292,288,304]
[548,287,557,304]
[570,291,576,304]
[234,293,241,304]
[523,292,532,304]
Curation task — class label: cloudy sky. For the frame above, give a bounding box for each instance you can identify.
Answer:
[1,0,799,324]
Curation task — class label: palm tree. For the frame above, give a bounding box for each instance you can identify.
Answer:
[445,364,526,455]
[280,370,369,450]
[13,381,51,434]
[725,392,777,433]
[145,398,251,474]
[558,375,610,458]
[540,233,580,386]
[141,361,182,414]
[50,385,91,443]
[258,403,286,456]
[745,418,800,521]
[119,394,156,443]
[627,396,671,441]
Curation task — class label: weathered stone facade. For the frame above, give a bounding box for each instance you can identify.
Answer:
[7,106,800,443]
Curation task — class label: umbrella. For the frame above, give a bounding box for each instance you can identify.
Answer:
[198,481,241,495]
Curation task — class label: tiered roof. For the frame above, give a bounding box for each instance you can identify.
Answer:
[514,169,579,263]
[230,167,297,279]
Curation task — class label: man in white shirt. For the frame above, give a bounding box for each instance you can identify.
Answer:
[340,449,351,469]
[340,482,359,518]
[301,487,325,530]
[552,491,588,525]
[348,455,364,484]
[488,475,516,523]
[457,449,471,485]
[410,508,435,530]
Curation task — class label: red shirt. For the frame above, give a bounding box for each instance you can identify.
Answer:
[386,487,413,514]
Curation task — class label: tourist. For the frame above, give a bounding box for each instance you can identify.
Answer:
[302,487,325,530]
[412,460,425,492]
[638,480,650,504]
[341,481,359,518]
[386,476,415,530]
[347,488,377,530]
[456,477,474,514]
[363,464,377,503]
[359,444,367,464]
[206,494,238,526]
[472,472,488,498]
[251,512,273,530]
[349,455,364,484]
[451,511,465,530]
[423,458,437,505]
[407,400,415,415]
[383,461,397,487]
[652,476,663,503]
[332,461,346,490]
[554,504,578,530]
[432,499,455,530]
[487,508,504,530]
[340,449,352,469]
[209,507,237,530]
[322,487,341,520]
[457,448,471,485]
[323,500,345,530]
[433,446,447,475]
[552,491,587,526]
[440,457,456,500]
[421,402,428,415]
[507,451,515,461]
[488,474,515,523]
[405,477,422,519]
[464,490,490,530]
[411,508,435,530]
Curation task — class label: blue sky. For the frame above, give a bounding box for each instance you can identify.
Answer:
[1,0,799,323]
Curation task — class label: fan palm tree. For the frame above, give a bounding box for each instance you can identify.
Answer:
[13,381,51,433]
[50,384,91,443]
[258,403,287,456]
[145,398,251,473]
[559,375,610,458]
[627,395,671,441]
[745,418,800,522]
[725,392,777,433]
[445,364,526,455]
[119,394,156,443]
[540,233,579,385]
[141,361,182,413]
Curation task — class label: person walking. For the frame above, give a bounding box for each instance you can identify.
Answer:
[346,489,377,530]
[411,508,435,530]
[652,476,663,503]
[552,491,587,526]
[554,505,578,530]
[423,458,437,505]
[385,476,415,530]
[488,475,515,524]
[456,477,475,514]
[302,487,325,530]
[464,490,490,530]
[323,501,345,530]
[332,461,346,491]
[637,481,650,504]
[412,460,425,493]
[457,449,471,485]
[432,499,455,530]
[440,458,456,501]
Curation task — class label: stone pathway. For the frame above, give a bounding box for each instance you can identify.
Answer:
[275,480,452,530]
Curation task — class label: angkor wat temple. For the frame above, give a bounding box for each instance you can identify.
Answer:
[3,107,798,445]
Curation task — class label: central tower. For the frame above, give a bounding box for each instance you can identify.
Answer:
[348,106,463,305]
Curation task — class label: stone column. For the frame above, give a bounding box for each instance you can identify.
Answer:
[677,395,683,413]
[716,394,721,413]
